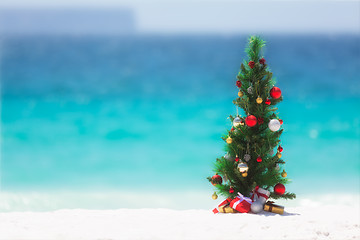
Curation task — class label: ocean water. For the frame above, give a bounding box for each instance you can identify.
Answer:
[0,35,359,210]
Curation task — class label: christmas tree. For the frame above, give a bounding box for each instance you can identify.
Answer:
[208,36,295,211]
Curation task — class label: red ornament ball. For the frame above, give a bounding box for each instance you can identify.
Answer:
[265,99,271,105]
[229,187,235,194]
[259,58,266,64]
[279,119,283,125]
[236,80,242,88]
[235,157,240,162]
[258,117,264,125]
[270,86,282,99]
[231,127,235,132]
[248,61,255,69]
[211,174,223,186]
[278,145,283,152]
[256,156,262,162]
[245,115,257,127]
[274,183,285,195]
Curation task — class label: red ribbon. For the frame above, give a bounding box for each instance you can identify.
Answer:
[250,186,269,201]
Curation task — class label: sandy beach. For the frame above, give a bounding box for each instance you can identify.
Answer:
[0,204,359,240]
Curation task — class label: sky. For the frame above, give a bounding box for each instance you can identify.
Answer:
[0,1,359,34]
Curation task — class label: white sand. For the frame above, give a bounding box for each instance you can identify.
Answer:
[0,205,359,240]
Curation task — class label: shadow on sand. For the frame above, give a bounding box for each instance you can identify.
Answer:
[253,211,300,217]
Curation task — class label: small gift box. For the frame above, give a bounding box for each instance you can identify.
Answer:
[218,206,239,213]
[213,197,238,214]
[229,193,252,213]
[250,186,270,205]
[263,201,284,215]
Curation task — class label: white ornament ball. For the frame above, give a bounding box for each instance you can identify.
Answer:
[268,119,281,132]
[251,201,263,214]
[224,153,234,161]
[244,154,251,162]
[233,117,242,127]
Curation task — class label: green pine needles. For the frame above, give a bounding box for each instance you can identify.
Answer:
[208,36,296,200]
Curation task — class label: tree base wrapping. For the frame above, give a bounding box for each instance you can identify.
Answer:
[213,195,285,215]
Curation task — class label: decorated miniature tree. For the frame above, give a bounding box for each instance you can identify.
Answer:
[208,36,295,214]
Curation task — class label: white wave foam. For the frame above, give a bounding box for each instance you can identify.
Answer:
[1,191,359,212]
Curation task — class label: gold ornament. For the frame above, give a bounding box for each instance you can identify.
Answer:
[242,172,248,177]
[238,91,244,97]
[212,192,218,200]
[281,170,287,177]
[277,152,282,158]
[226,137,233,144]
[237,162,249,173]
[256,96,263,104]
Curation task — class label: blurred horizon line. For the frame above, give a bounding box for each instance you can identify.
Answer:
[0,1,359,35]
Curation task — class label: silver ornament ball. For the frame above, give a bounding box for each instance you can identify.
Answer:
[247,86,253,94]
[268,119,281,132]
[233,117,242,127]
[251,201,264,214]
[244,154,251,162]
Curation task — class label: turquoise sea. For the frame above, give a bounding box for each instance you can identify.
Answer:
[1,35,359,210]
